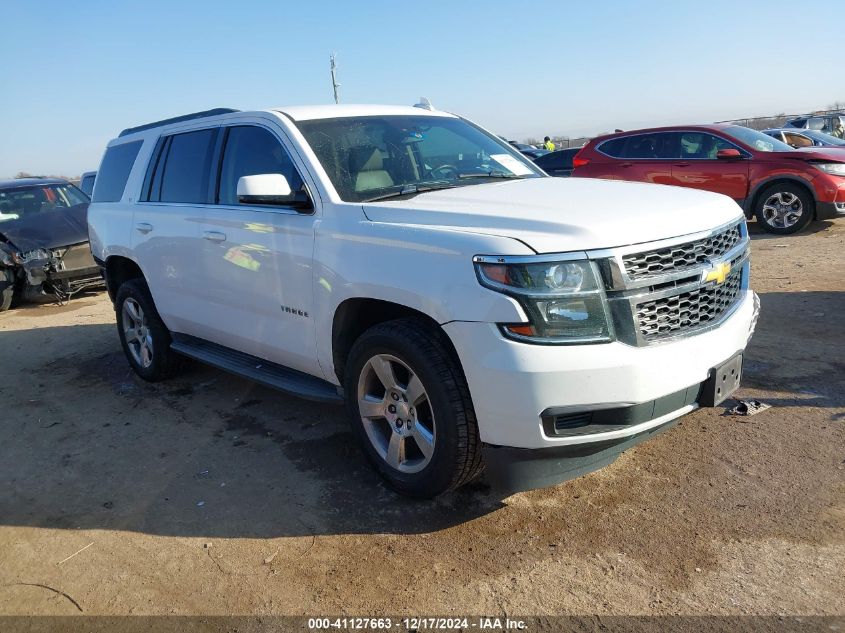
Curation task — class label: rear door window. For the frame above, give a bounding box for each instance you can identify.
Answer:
[597,137,627,158]
[92,141,142,202]
[601,133,679,159]
[149,129,218,204]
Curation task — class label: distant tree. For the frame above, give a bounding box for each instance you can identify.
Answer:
[523,137,540,146]
[828,101,845,111]
[15,171,33,179]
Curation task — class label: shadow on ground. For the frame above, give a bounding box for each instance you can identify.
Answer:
[0,320,504,539]
[747,218,835,239]
[0,290,841,540]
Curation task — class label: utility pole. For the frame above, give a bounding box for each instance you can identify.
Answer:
[330,53,340,104]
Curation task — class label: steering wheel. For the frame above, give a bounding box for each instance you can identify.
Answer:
[429,164,459,180]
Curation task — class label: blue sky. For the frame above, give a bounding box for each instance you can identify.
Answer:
[1,0,842,177]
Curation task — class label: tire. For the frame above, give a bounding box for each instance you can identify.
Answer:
[115,278,183,382]
[0,269,14,312]
[755,182,814,235]
[344,318,484,498]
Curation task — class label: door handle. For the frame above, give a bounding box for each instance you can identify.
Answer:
[203,231,227,243]
[675,162,690,167]
[135,222,153,234]
[620,162,633,168]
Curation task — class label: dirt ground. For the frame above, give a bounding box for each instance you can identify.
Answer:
[0,219,843,618]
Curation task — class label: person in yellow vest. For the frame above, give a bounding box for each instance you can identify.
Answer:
[542,136,555,151]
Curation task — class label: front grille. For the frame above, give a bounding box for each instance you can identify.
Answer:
[635,268,743,340]
[622,223,743,279]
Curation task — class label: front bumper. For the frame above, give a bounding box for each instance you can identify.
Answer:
[817,201,845,220]
[443,288,759,450]
[483,416,680,492]
[21,242,104,295]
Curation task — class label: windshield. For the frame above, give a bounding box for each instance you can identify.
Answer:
[803,129,845,146]
[296,115,542,202]
[722,126,793,152]
[0,183,88,223]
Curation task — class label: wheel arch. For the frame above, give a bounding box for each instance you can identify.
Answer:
[104,255,145,302]
[331,298,461,384]
[746,176,817,219]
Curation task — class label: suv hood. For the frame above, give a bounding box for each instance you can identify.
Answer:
[363,178,743,253]
[0,203,89,253]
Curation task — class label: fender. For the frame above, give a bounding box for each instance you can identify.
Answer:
[312,215,533,383]
[743,174,817,217]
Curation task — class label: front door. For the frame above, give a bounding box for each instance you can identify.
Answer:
[195,124,321,377]
[671,132,750,202]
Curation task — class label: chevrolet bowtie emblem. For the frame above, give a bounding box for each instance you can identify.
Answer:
[703,261,731,285]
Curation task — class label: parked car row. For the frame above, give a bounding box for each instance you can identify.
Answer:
[762,128,845,150]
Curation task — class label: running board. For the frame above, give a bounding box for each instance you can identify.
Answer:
[170,334,343,404]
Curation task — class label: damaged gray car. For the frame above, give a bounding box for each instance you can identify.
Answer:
[0,178,103,311]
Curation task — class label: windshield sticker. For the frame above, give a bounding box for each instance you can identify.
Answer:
[490,154,533,176]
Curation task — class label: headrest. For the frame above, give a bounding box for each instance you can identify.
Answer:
[349,146,384,172]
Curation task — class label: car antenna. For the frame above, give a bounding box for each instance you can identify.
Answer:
[414,97,435,111]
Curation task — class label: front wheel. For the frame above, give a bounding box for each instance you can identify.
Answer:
[344,318,483,498]
[755,183,814,234]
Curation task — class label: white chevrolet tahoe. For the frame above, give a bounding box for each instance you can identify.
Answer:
[88,104,759,498]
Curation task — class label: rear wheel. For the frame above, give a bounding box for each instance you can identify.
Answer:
[115,279,183,381]
[755,182,814,234]
[344,318,483,498]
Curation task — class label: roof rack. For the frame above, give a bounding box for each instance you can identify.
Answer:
[118,108,240,137]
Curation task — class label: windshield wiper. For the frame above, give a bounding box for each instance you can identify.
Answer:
[456,170,527,180]
[363,181,457,202]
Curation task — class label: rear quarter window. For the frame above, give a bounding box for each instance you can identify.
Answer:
[597,137,627,158]
[92,141,142,202]
[147,129,218,204]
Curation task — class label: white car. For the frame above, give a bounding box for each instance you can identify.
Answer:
[88,104,759,497]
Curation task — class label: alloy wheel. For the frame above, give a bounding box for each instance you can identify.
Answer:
[761,191,804,229]
[122,298,154,368]
[356,354,436,474]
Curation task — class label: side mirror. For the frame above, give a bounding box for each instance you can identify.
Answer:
[716,149,743,160]
[236,174,311,210]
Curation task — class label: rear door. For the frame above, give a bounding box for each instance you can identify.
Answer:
[194,122,322,376]
[131,127,218,333]
[671,132,750,202]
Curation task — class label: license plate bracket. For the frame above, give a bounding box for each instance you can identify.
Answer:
[700,353,743,407]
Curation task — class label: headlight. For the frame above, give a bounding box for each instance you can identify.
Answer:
[0,243,17,267]
[19,248,51,263]
[813,162,845,176]
[474,257,614,344]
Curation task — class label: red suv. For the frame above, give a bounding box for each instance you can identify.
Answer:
[572,124,845,234]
